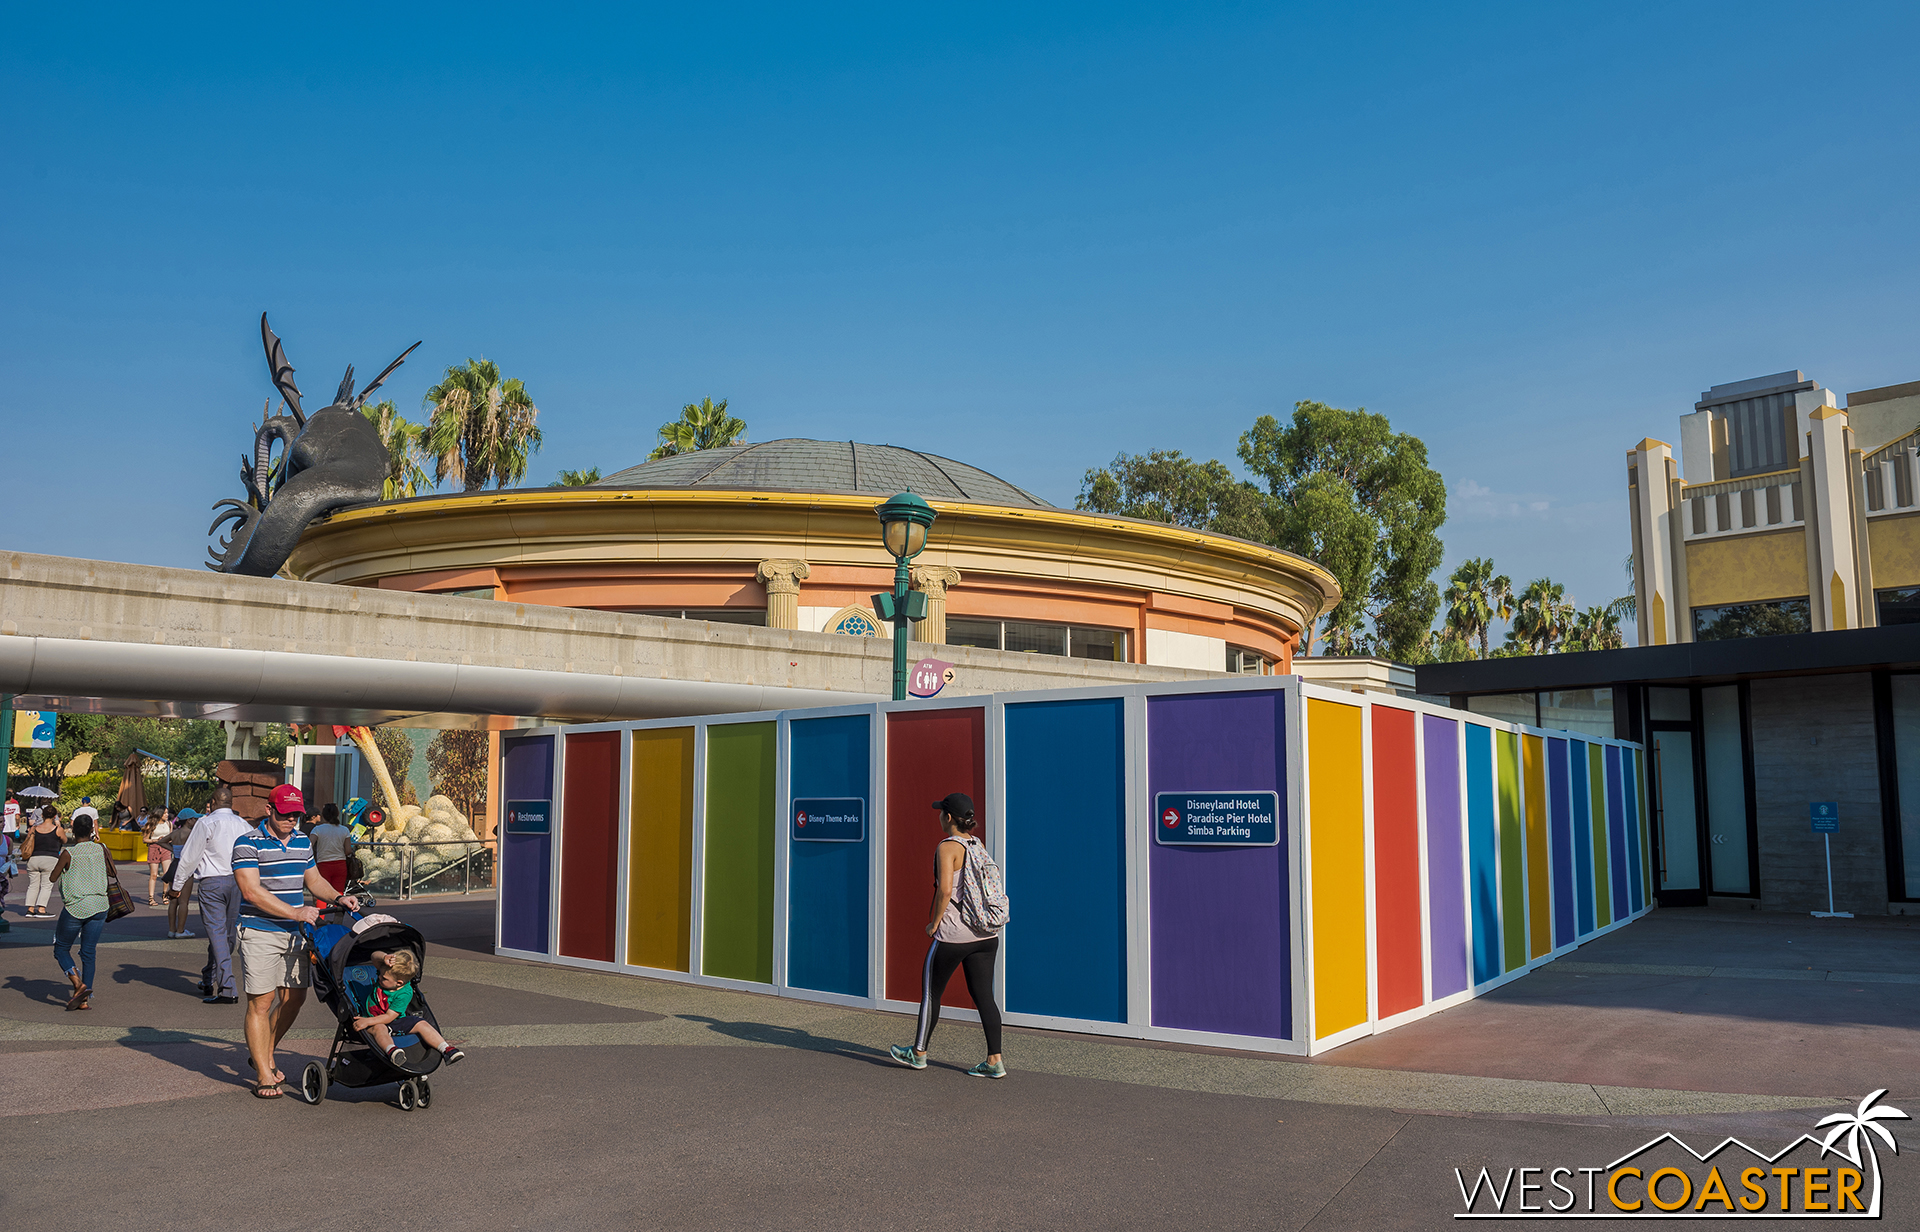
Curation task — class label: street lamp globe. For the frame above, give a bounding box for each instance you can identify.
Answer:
[876,491,936,560]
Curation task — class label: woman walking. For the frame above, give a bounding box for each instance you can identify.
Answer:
[142,808,173,906]
[164,809,198,938]
[890,793,1009,1079]
[22,806,67,918]
[51,814,116,1010]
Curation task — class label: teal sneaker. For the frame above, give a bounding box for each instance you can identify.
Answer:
[966,1060,1007,1079]
[889,1044,927,1070]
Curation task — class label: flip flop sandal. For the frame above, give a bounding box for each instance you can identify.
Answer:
[252,1083,284,1099]
[64,985,89,1011]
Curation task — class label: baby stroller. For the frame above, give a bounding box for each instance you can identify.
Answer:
[297,901,447,1111]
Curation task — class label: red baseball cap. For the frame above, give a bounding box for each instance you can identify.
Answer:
[269,784,305,815]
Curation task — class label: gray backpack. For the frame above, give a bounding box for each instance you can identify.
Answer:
[949,836,1011,932]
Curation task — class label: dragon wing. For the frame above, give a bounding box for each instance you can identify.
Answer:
[350,341,423,408]
[260,313,306,426]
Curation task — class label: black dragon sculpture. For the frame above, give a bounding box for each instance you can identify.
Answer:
[207,314,421,576]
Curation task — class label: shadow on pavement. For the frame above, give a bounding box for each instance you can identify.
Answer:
[677,1014,896,1068]
[109,961,208,997]
[4,974,75,1008]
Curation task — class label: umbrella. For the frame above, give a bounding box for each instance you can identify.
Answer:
[17,785,56,799]
[117,750,147,816]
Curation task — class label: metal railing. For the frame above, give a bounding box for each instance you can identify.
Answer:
[353,840,495,900]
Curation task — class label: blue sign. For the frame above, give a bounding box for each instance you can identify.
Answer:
[793,796,865,843]
[1154,791,1281,847]
[1811,801,1838,834]
[505,799,551,835]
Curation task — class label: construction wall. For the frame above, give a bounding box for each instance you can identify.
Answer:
[494,677,1652,1054]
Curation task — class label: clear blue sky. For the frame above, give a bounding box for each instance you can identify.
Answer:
[7,4,1917,637]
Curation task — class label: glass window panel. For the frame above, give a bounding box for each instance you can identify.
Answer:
[1539,688,1615,738]
[1465,693,1537,726]
[1893,675,1920,898]
[1691,598,1811,640]
[1004,621,1068,656]
[1700,685,1750,894]
[1071,627,1124,661]
[1652,730,1701,891]
[1647,687,1691,722]
[686,609,767,626]
[1880,587,1920,627]
[434,587,496,601]
[945,619,1002,650]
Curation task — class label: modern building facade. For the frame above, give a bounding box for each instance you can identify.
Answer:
[288,439,1341,675]
[1628,371,1920,646]
[1417,625,1920,917]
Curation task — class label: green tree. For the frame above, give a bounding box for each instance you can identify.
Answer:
[552,467,602,487]
[1441,558,1513,660]
[649,398,746,461]
[1564,604,1626,653]
[1075,450,1273,542]
[1238,401,1446,661]
[426,730,488,822]
[1507,578,1575,655]
[362,399,430,500]
[424,359,543,491]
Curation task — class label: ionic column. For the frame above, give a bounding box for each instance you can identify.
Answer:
[756,559,811,630]
[910,565,962,645]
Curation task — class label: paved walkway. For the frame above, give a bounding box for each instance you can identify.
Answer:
[3,895,1914,1229]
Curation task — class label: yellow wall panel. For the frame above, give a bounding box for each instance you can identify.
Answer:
[628,727,695,971]
[1870,512,1920,590]
[1308,698,1368,1039]
[1523,735,1551,960]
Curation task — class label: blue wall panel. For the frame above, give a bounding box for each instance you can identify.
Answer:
[1605,745,1630,916]
[1547,738,1575,949]
[1465,724,1501,986]
[1570,742,1596,937]
[787,714,870,997]
[500,734,555,954]
[1007,697,1128,1024]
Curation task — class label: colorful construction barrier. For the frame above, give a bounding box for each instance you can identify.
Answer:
[494,678,1652,1054]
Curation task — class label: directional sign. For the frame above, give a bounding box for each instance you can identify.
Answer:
[504,799,550,835]
[1811,801,1838,834]
[792,796,865,843]
[1154,791,1281,847]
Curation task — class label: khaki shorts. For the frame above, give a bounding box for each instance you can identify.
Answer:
[240,926,311,996]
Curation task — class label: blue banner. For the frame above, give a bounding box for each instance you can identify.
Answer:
[1154,790,1280,846]
[505,799,551,835]
[792,796,864,843]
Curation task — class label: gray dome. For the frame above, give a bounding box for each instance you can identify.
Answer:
[593,439,1052,508]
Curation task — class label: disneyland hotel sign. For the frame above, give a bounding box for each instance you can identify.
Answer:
[1454,1092,1905,1219]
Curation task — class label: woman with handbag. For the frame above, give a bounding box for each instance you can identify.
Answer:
[50,814,123,1011]
[142,808,173,907]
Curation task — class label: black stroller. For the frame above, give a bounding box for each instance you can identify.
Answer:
[296,902,447,1110]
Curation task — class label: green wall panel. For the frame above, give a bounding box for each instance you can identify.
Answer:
[702,722,777,983]
[1497,731,1526,971]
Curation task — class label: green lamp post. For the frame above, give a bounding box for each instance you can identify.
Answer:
[871,491,937,701]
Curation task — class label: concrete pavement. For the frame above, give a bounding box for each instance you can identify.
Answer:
[3,895,1915,1229]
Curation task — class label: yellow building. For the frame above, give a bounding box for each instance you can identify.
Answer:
[289,439,1340,673]
[1628,372,1920,643]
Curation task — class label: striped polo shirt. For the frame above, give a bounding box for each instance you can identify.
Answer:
[231,823,314,933]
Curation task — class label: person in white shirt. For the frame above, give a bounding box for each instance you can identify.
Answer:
[170,788,256,1003]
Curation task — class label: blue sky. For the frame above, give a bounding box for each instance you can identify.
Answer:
[6,4,1917,637]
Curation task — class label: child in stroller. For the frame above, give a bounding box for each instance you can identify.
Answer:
[353,949,465,1067]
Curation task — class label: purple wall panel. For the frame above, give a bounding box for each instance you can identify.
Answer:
[1422,714,1468,999]
[1147,690,1290,1039]
[499,734,555,954]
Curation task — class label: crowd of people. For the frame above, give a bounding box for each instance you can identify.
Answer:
[1,785,464,1096]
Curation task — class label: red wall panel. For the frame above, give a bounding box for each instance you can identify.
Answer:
[559,731,621,962]
[884,707,987,1006]
[1371,706,1424,1018]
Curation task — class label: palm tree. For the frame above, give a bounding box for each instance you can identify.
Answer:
[649,397,746,461]
[424,359,543,491]
[1817,1089,1907,1208]
[360,399,430,500]
[1510,578,1574,655]
[1565,605,1625,652]
[551,467,601,487]
[1442,558,1513,659]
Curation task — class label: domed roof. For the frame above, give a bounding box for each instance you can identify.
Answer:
[593,439,1052,508]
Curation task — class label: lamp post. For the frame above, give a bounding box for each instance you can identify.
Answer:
[872,492,937,701]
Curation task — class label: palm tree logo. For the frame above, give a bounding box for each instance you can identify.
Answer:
[1816,1088,1908,1209]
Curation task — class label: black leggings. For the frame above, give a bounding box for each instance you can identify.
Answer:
[914,935,1002,1055]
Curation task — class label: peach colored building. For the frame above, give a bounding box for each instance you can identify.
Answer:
[288,440,1339,674]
